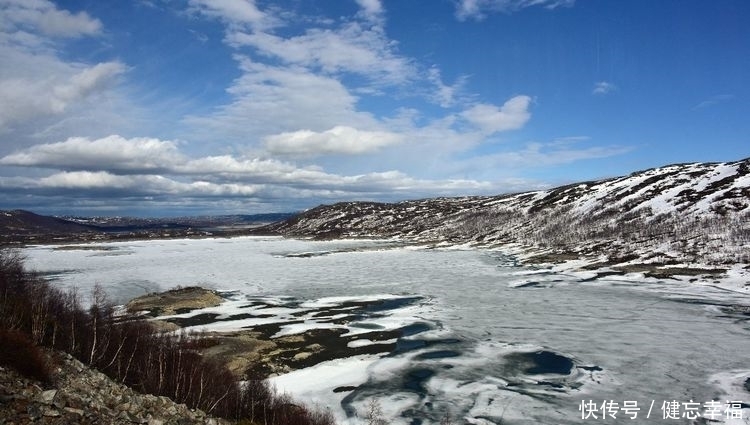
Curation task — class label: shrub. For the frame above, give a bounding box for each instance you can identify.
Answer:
[0,327,52,383]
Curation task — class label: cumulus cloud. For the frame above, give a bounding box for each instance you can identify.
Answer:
[0,0,102,38]
[0,135,183,172]
[456,0,575,20]
[33,171,263,197]
[592,81,616,95]
[355,0,384,22]
[265,126,403,156]
[0,134,502,207]
[0,0,133,146]
[0,60,126,132]
[0,1,639,215]
[460,96,532,134]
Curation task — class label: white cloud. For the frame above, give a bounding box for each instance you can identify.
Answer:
[227,22,415,85]
[184,57,379,144]
[456,0,575,20]
[0,134,499,200]
[692,94,734,110]
[265,126,403,156]
[34,171,263,197]
[355,0,384,21]
[592,81,616,95]
[187,0,269,28]
[0,0,102,38]
[427,67,468,108]
[0,1,135,149]
[460,96,532,134]
[463,138,632,170]
[0,60,126,131]
[0,130,634,213]
[0,135,183,171]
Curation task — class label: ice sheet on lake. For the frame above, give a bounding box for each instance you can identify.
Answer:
[21,237,750,425]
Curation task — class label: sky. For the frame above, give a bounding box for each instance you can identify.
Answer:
[0,0,748,216]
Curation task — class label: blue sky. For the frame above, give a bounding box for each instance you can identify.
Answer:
[0,0,747,216]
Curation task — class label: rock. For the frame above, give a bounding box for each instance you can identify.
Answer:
[38,388,57,404]
[0,349,227,425]
[293,351,312,361]
[27,404,43,420]
[64,406,85,416]
[43,406,61,417]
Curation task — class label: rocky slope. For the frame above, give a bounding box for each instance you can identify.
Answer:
[265,158,750,282]
[0,350,228,425]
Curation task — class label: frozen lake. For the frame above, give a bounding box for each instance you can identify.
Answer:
[22,237,750,425]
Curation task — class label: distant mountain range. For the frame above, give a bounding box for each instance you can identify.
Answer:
[0,211,294,244]
[2,158,748,281]
[265,158,749,280]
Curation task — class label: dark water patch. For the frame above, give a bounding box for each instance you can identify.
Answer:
[365,296,424,313]
[579,365,603,372]
[536,380,565,389]
[333,386,358,393]
[404,368,435,394]
[525,351,573,375]
[514,281,541,288]
[394,338,426,354]
[310,308,360,318]
[344,329,401,343]
[237,300,273,308]
[402,413,422,425]
[349,322,385,330]
[283,251,332,258]
[393,336,459,356]
[415,350,460,360]
[401,322,432,337]
[506,350,574,375]
[217,290,241,300]
[744,378,750,393]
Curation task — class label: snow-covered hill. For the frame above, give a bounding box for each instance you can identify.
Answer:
[266,158,750,284]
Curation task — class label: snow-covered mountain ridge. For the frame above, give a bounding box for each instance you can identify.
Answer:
[267,158,750,284]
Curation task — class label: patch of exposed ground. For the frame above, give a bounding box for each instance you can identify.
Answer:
[126,286,223,316]
[613,264,727,279]
[523,252,583,264]
[127,290,426,381]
